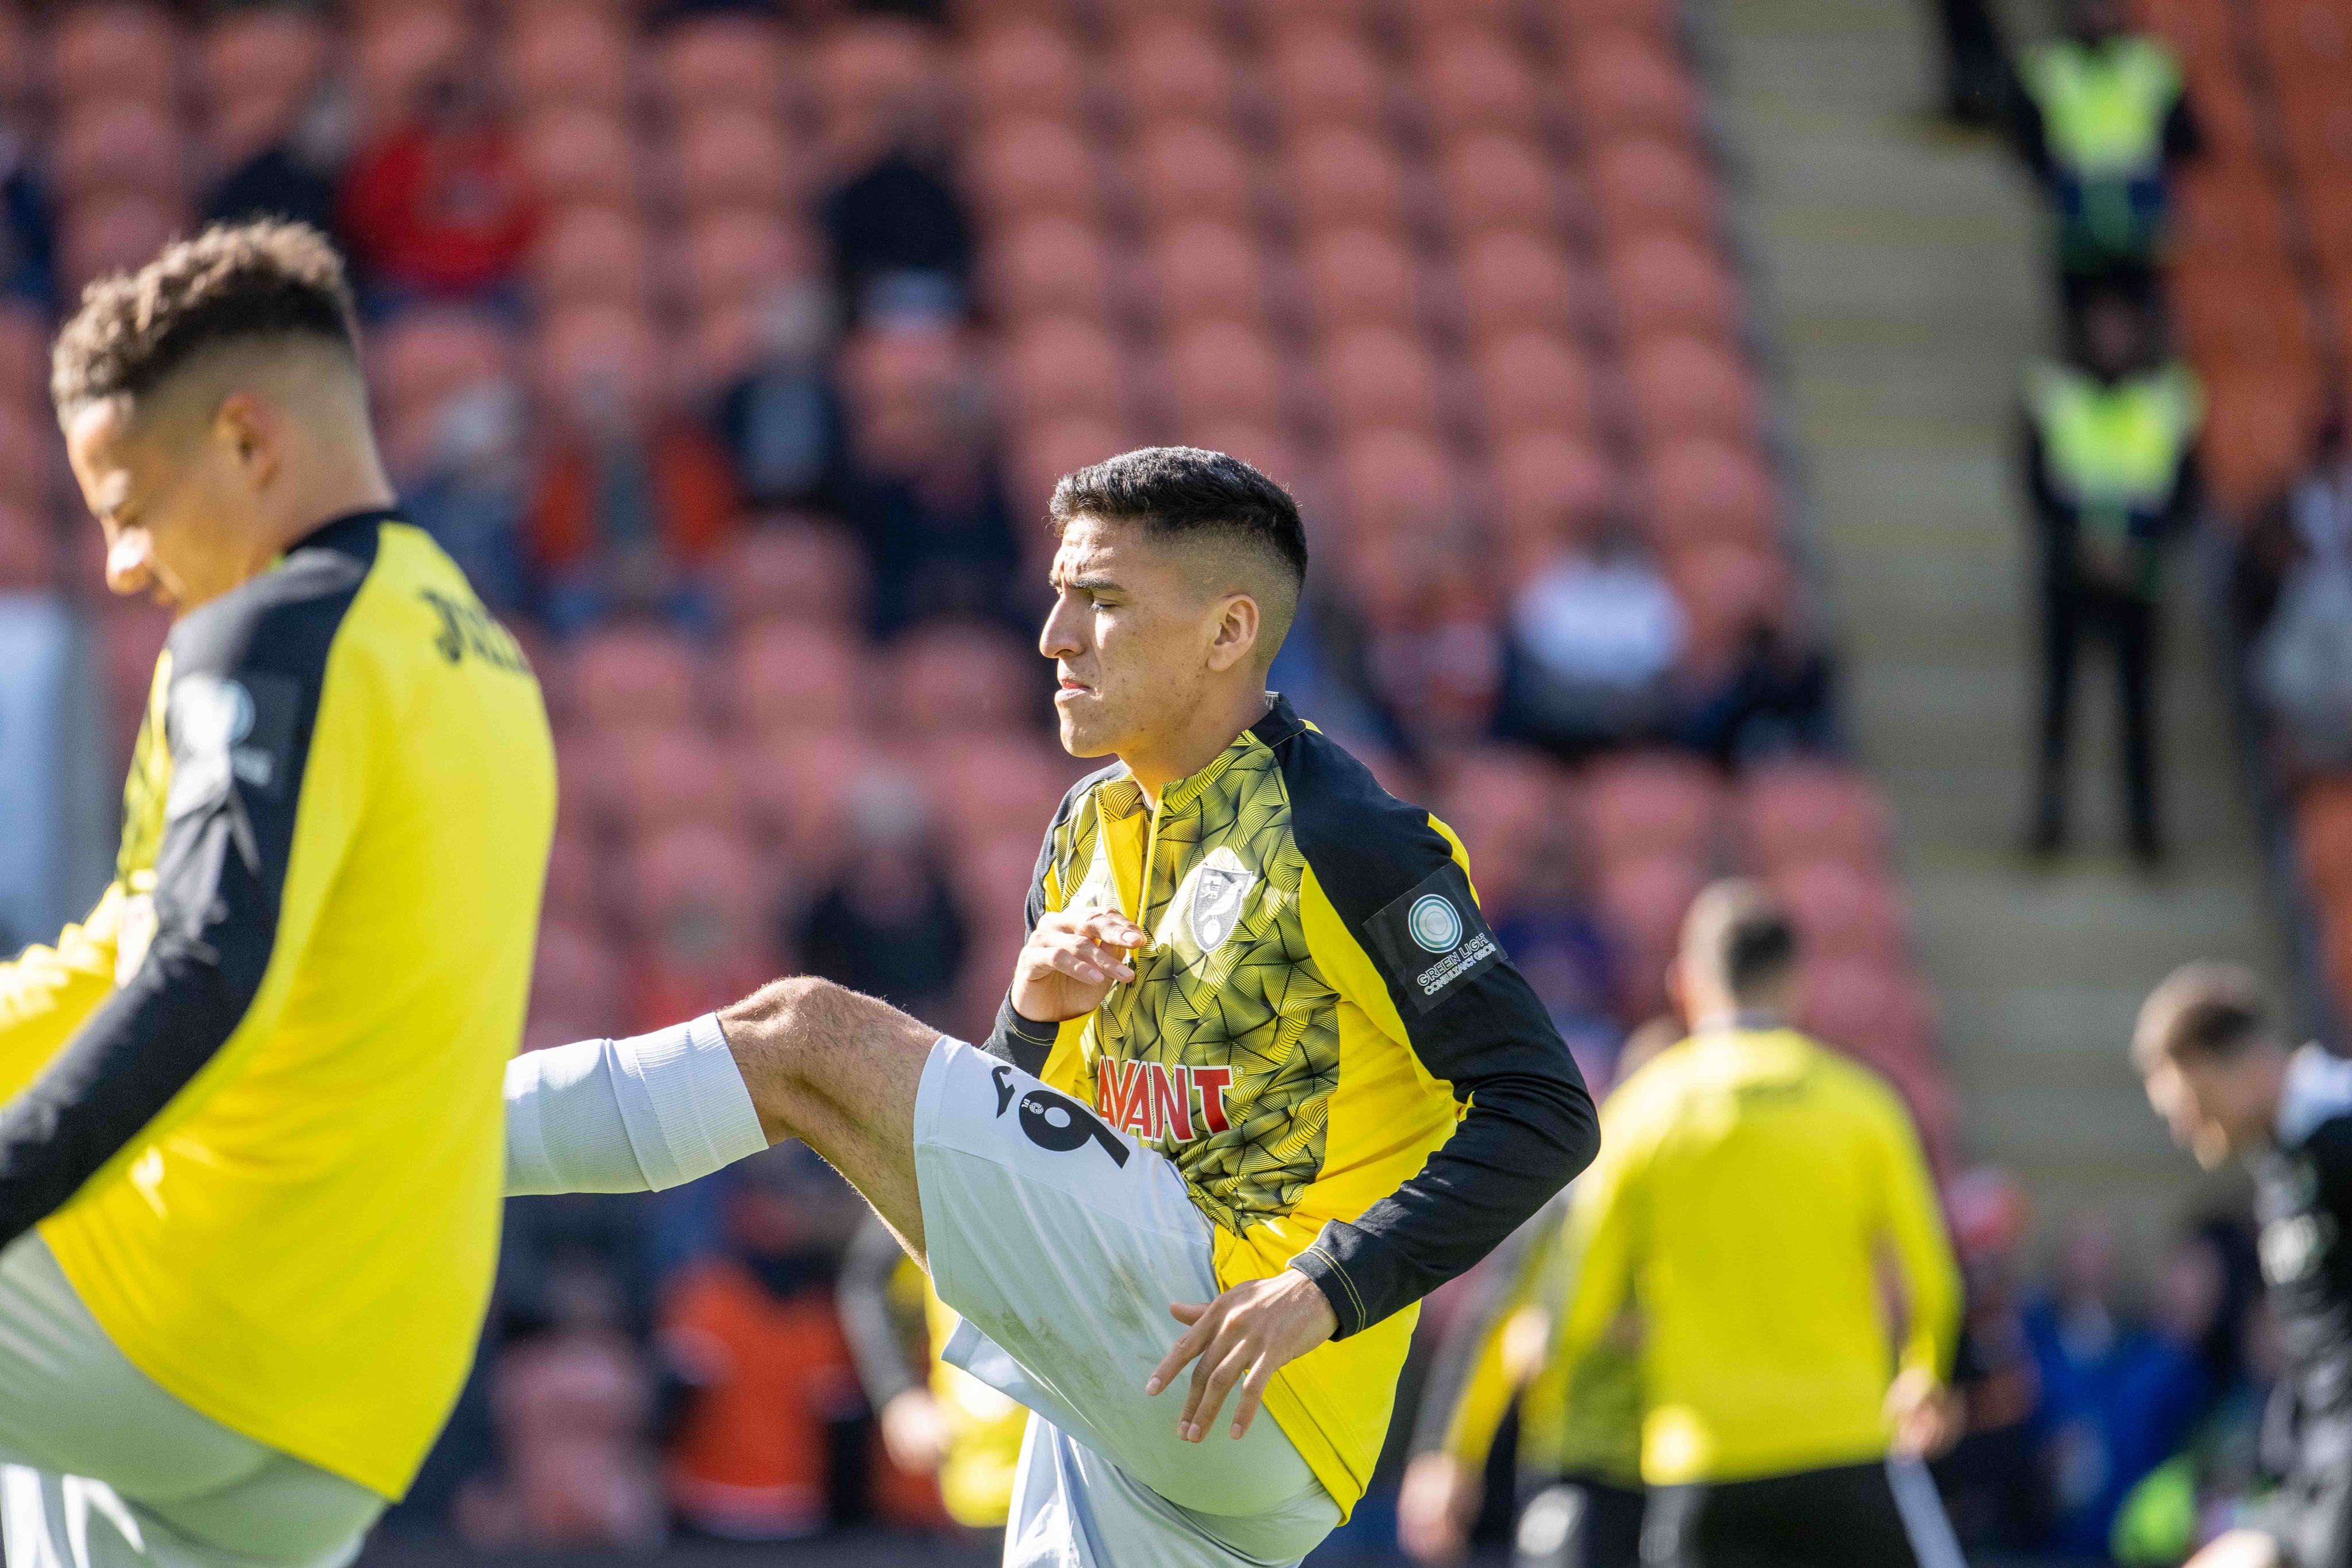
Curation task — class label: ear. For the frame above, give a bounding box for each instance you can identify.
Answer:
[1203,591,1261,675]
[1663,956,1690,1028]
[213,391,281,490]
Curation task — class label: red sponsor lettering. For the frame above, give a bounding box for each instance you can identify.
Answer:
[1096,1058,1139,1133]
[1150,1064,1193,1145]
[1192,1065,1233,1133]
[1094,1059,1237,1143]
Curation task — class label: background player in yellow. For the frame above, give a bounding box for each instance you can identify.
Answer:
[502,446,1599,1567]
[1555,880,1966,1568]
[0,223,554,1568]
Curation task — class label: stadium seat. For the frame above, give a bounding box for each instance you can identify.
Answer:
[369,307,517,432]
[1456,228,1594,338]
[1668,541,1792,673]
[1119,20,1237,128]
[0,303,48,412]
[1607,230,1743,341]
[54,102,185,203]
[529,918,624,1040]
[1165,320,1290,429]
[1645,435,1780,551]
[1796,955,1939,1087]
[1000,316,1132,428]
[709,521,871,635]
[1289,126,1408,233]
[2295,777,2352,912]
[1555,0,1681,41]
[534,303,664,419]
[536,827,599,936]
[522,108,644,211]
[1739,760,1892,873]
[670,111,803,220]
[813,18,945,150]
[680,209,817,319]
[0,405,52,510]
[917,735,1074,854]
[1591,135,1719,240]
[0,502,53,591]
[53,2,180,108]
[1266,23,1391,132]
[1187,422,1306,489]
[1335,426,1460,537]
[1145,221,1270,329]
[504,9,634,115]
[1492,431,1617,567]
[599,726,746,837]
[1418,27,1541,139]
[2171,165,2296,272]
[1596,851,1708,1012]
[59,195,184,296]
[1435,745,1569,909]
[1627,333,1760,445]
[621,820,768,944]
[1583,751,1724,864]
[353,7,470,138]
[972,118,1103,222]
[567,625,705,734]
[1302,227,1423,333]
[200,7,331,156]
[728,622,866,737]
[1012,415,1133,525]
[891,621,1044,740]
[2173,262,2318,367]
[736,726,872,872]
[1130,121,1256,231]
[1772,858,1909,966]
[1570,30,1701,144]
[1439,131,1562,237]
[528,206,651,314]
[1322,326,1446,433]
[655,11,795,119]
[1476,330,1604,443]
[969,21,1086,124]
[989,215,1119,324]
[2198,355,2323,517]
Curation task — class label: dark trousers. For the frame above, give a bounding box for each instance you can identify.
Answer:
[2037,578,2161,851]
[1515,1473,1646,1568]
[1641,1459,1958,1568]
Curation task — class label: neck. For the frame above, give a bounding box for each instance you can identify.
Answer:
[1123,684,1274,808]
[1693,1004,1783,1033]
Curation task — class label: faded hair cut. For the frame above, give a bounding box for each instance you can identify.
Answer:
[1049,446,1309,588]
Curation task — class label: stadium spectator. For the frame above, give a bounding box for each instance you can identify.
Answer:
[400,375,534,613]
[200,7,339,239]
[0,122,51,310]
[795,774,968,1026]
[339,69,535,306]
[713,280,851,513]
[1499,524,1687,758]
[2020,285,2202,864]
[823,146,974,330]
[1490,834,1625,1081]
[2246,411,2352,773]
[2023,1211,2207,1558]
[2111,1296,2280,1566]
[2011,0,2201,318]
[1927,0,2013,129]
[1674,618,1841,768]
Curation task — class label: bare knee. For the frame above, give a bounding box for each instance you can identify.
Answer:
[716,977,934,1144]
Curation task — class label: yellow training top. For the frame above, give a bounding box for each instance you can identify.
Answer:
[1555,1027,1959,1486]
[0,513,554,1499]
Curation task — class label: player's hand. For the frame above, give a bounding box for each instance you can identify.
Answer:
[2186,1530,2283,1568]
[1009,909,1148,1023]
[879,1388,949,1476]
[1884,1366,1962,1459]
[1397,1451,1481,1564]
[1145,1268,1338,1442]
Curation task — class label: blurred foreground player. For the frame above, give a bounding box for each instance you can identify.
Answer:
[504,446,1600,1566]
[1557,882,1966,1568]
[2134,963,2352,1568]
[0,222,554,1565]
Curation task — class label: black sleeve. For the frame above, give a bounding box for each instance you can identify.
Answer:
[1278,731,1599,1339]
[0,540,366,1248]
[836,1211,926,1410]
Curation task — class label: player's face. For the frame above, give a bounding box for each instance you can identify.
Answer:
[1040,515,1220,761]
[63,394,258,612]
[2141,1055,2249,1169]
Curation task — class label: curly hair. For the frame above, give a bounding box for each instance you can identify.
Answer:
[50,220,361,413]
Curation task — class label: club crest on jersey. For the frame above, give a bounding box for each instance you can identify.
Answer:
[1181,847,1257,955]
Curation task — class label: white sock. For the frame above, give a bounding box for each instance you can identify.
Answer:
[505,1013,769,1196]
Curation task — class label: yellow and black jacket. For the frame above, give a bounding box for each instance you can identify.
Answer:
[984,695,1597,1513]
[0,510,554,1498]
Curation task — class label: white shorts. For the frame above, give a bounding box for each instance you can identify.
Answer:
[0,1234,382,1568]
[913,1039,1341,1568]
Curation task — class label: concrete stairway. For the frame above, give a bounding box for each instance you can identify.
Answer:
[1698,0,2282,1249]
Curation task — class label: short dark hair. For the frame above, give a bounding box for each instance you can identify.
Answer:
[1048,446,1309,589]
[2135,961,2276,1067]
[51,220,361,413]
[1681,879,1798,1001]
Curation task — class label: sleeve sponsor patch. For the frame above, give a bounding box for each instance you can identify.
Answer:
[163,671,299,820]
[1361,862,1504,1014]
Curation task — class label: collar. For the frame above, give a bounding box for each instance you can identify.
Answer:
[1101,692,1294,820]
[284,506,401,560]
[2277,1042,2352,1151]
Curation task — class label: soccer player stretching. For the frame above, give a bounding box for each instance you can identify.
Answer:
[506,447,1599,1565]
[0,224,554,1566]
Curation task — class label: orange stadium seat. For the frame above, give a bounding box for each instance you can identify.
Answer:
[353,8,470,138]
[600,727,746,838]
[1670,540,1793,666]
[1597,851,1708,1013]
[528,918,624,1043]
[1796,956,1938,1081]
[736,727,872,874]
[1165,320,1289,429]
[1335,425,1460,537]
[1571,30,1701,144]
[2303,176,2352,277]
[1628,332,1760,446]
[0,303,48,411]
[1289,126,1408,234]
[369,307,515,431]
[1302,226,1422,333]
[1129,120,1256,231]
[915,735,1073,850]
[1456,227,1595,338]
[60,195,184,296]
[671,111,803,219]
[2170,166,2295,271]
[2199,355,2323,517]
[1322,326,1446,433]
[968,21,1086,125]
[991,216,1119,324]
[972,118,1102,222]
[200,7,331,148]
[0,406,53,511]
[504,9,634,116]
[567,624,705,733]
[1434,745,1568,909]
[1476,329,1603,443]
[1119,20,1237,129]
[0,502,53,591]
[1185,414,1306,479]
[710,523,871,636]
[814,18,946,146]
[680,208,817,318]
[535,303,668,420]
[1555,0,1682,42]
[2134,0,2239,73]
[1401,0,1529,33]
[1012,416,1132,525]
[1492,431,1618,572]
[1772,858,1909,967]
[522,108,644,211]
[1583,750,1724,864]
[622,820,768,942]
[53,2,180,107]
[1591,135,1719,240]
[53,102,185,203]
[728,622,867,737]
[1266,23,1392,133]
[891,622,1043,740]
[1645,435,1780,552]
[1419,27,1542,140]
[2250,0,2352,91]
[1145,222,1270,328]
[1439,131,1563,238]
[1739,760,1892,873]
[528,206,651,314]
[536,822,598,930]
[1000,316,1131,428]
[2295,777,2352,912]
[655,12,796,119]
[1607,230,1743,341]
